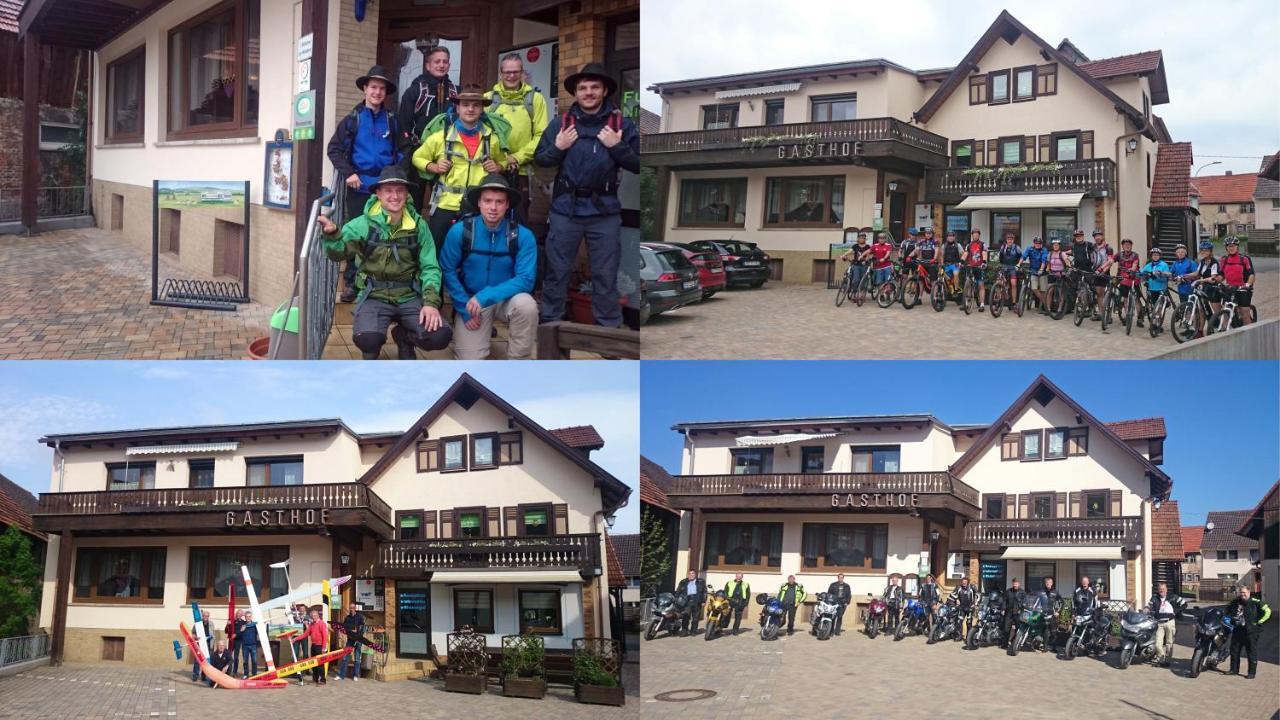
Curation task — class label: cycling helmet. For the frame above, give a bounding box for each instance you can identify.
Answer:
[907,227,918,236]
[1092,230,1104,237]
[1198,240,1214,250]
[1225,236,1240,246]
[1120,238,1133,246]
[1073,229,1085,237]
[1050,237,1062,245]
[1149,246,1162,255]
[1031,236,1043,243]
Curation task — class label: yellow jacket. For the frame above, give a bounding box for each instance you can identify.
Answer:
[484,82,549,174]
[411,121,508,213]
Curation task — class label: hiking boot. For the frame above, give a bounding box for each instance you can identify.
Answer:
[340,288,357,303]
[390,326,417,360]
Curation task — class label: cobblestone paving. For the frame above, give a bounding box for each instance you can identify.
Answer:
[640,623,1280,720]
[0,663,639,720]
[641,258,1277,360]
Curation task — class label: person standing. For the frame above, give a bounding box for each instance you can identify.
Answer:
[335,603,365,681]
[238,611,260,679]
[675,570,706,635]
[327,66,403,303]
[1021,236,1049,313]
[295,608,330,686]
[777,575,807,636]
[826,572,852,635]
[1227,586,1271,679]
[1073,576,1097,616]
[1216,236,1256,324]
[724,573,752,635]
[963,229,988,310]
[1040,577,1064,651]
[1002,578,1025,647]
[1089,230,1116,319]
[398,44,458,212]
[486,53,550,223]
[1147,581,1187,667]
[883,575,906,628]
[191,610,213,683]
[534,63,640,328]
[840,232,872,293]
[1169,244,1198,306]
[228,610,245,676]
[952,577,978,638]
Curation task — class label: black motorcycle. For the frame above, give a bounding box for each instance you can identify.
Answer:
[1061,607,1111,660]
[644,592,689,641]
[965,601,1005,649]
[1189,607,1237,678]
[928,597,964,644]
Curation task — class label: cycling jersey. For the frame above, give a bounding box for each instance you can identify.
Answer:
[1022,246,1048,272]
[916,240,937,262]
[1047,250,1068,275]
[1091,243,1115,272]
[1170,257,1197,295]
[1219,253,1254,285]
[998,243,1023,266]
[1116,251,1140,286]
[1140,260,1170,292]
[966,241,986,267]
[900,240,917,261]
[942,241,962,265]
[1071,240,1093,271]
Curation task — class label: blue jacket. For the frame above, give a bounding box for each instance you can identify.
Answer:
[1141,260,1171,292]
[326,103,403,194]
[1170,257,1197,295]
[440,215,537,322]
[1022,246,1048,272]
[238,622,259,648]
[534,100,640,217]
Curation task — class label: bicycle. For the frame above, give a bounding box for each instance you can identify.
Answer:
[942,265,973,315]
[1171,280,1215,344]
[902,262,946,312]
[834,260,854,307]
[1072,271,1101,326]
[1046,268,1079,321]
[852,261,874,307]
[1210,284,1258,334]
[1099,274,1126,333]
[1136,271,1174,338]
[875,264,901,309]
[989,266,1029,318]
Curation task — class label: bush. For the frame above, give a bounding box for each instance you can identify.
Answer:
[499,634,545,679]
[573,651,618,688]
[0,525,42,639]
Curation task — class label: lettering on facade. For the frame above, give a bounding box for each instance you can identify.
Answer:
[830,493,920,509]
[225,508,330,527]
[776,141,859,160]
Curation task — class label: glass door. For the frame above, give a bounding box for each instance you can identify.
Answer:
[395,581,430,658]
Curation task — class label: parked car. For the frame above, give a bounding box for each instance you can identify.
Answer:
[649,241,726,299]
[684,240,770,288]
[639,243,701,320]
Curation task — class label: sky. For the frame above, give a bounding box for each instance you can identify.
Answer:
[640,361,1279,527]
[641,0,1280,175]
[0,362,640,534]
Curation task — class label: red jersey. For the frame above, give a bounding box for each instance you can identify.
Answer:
[1219,253,1253,285]
[1116,251,1140,286]
[966,241,985,267]
[871,242,893,269]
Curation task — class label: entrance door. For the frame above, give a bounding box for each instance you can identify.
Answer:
[395,581,430,658]
[378,5,491,111]
[980,558,1007,594]
[888,191,906,242]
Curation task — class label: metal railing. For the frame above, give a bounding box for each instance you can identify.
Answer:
[376,533,602,576]
[279,172,343,360]
[670,472,980,506]
[0,185,89,222]
[641,117,949,157]
[961,516,1143,549]
[0,634,50,669]
[924,158,1117,202]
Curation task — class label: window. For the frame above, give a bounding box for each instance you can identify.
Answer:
[1044,212,1077,249]
[470,433,497,469]
[678,178,747,227]
[454,590,494,633]
[704,522,783,569]
[1031,493,1054,519]
[1236,224,1247,233]
[1077,561,1110,598]
[40,122,80,151]
[1026,562,1055,593]
[810,93,857,122]
[456,507,485,538]
[1216,550,1239,561]
[1036,63,1058,95]
[730,448,773,475]
[101,636,126,661]
[1218,205,1226,213]
[167,0,260,138]
[999,137,1023,165]
[968,74,988,104]
[952,140,974,168]
[1001,433,1020,461]
[764,99,785,126]
[764,176,844,227]
[1142,92,1150,118]
[1218,573,1239,581]
[498,432,523,465]
[992,212,1021,248]
[945,211,971,238]
[984,494,1005,520]
[1067,427,1089,456]
[441,436,466,471]
[518,590,562,635]
[107,462,155,491]
[416,440,440,472]
[73,547,166,604]
[106,46,145,142]
[1013,66,1035,101]
[1147,152,1152,188]
[1045,429,1067,459]
[1084,491,1108,518]
[801,523,888,571]
[246,456,303,486]
[850,445,900,473]
[186,546,287,603]
[519,504,552,536]
[988,70,1010,104]
[397,511,424,540]
[396,581,430,658]
[1021,430,1042,460]
[1272,199,1279,209]
[800,446,825,474]
[1240,203,1255,213]
[1051,132,1079,162]
[700,103,739,129]
[188,459,215,488]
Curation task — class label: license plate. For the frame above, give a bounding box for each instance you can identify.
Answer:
[742,261,761,267]
[682,279,698,289]
[709,267,723,273]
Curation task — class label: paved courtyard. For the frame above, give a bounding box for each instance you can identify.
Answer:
[0,663,639,720]
[641,258,1277,359]
[640,621,1279,720]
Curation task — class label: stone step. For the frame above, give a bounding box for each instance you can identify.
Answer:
[374,658,436,683]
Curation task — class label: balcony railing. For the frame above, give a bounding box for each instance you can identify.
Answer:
[670,472,979,507]
[925,158,1117,202]
[376,533,601,576]
[962,516,1143,549]
[642,117,949,157]
[34,483,393,527]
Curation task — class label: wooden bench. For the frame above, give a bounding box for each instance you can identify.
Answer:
[536,322,640,360]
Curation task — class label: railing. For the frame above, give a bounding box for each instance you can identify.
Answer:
[641,117,949,157]
[377,533,601,574]
[0,185,89,222]
[961,516,1143,548]
[924,158,1117,201]
[670,472,980,507]
[34,482,393,526]
[283,171,343,360]
[0,634,50,669]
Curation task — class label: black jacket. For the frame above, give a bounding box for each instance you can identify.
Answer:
[397,73,458,151]
[343,611,365,635]
[883,584,905,604]
[1145,592,1187,621]
[1072,586,1098,615]
[827,581,852,606]
[918,582,940,605]
[1227,596,1271,635]
[209,649,232,672]
[676,578,706,606]
[952,584,977,610]
[1005,587,1027,611]
[1041,585,1064,611]
[534,100,640,217]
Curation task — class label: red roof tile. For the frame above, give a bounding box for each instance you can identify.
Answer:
[605,534,626,588]
[639,108,660,135]
[1150,500,1184,561]
[1149,142,1195,208]
[0,473,44,540]
[1105,417,1166,441]
[640,456,676,513]
[1201,511,1257,550]
[1192,174,1259,204]
[1181,526,1203,554]
[0,0,21,34]
[549,425,604,450]
[1079,50,1163,79]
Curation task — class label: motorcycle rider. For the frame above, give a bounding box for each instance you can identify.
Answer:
[951,576,978,638]
[1073,576,1098,616]
[919,574,941,635]
[1040,577,1064,651]
[883,575,906,628]
[724,573,752,635]
[1147,580,1187,667]
[675,570,706,636]
[778,575,807,636]
[1226,586,1272,679]
[826,572,853,636]
[1002,578,1026,647]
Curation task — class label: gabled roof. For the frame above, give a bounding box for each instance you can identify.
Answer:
[1150,115,1173,145]
[1253,176,1279,201]
[914,10,1148,132]
[1150,500,1184,561]
[1106,417,1168,441]
[1055,38,1091,64]
[356,374,630,513]
[0,0,21,34]
[640,456,676,513]
[1181,526,1204,554]
[605,534,626,588]
[1150,142,1195,208]
[550,425,605,452]
[639,107,660,135]
[1235,480,1279,540]
[1261,152,1279,181]
[1079,50,1168,104]
[648,57,916,95]
[1193,174,1259,204]
[947,375,1171,499]
[0,472,45,540]
[1200,510,1256,550]
[612,533,640,577]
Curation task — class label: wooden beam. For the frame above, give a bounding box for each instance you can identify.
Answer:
[50,531,74,665]
[536,322,640,359]
[21,31,40,233]
[687,509,703,571]
[294,0,329,267]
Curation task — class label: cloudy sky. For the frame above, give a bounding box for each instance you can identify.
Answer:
[0,362,639,534]
[641,0,1279,175]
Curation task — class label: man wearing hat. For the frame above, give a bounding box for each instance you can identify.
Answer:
[1068,229,1092,274]
[486,53,550,223]
[439,174,538,359]
[534,62,640,327]
[317,166,452,360]
[327,66,403,303]
[413,83,509,256]
[399,44,459,211]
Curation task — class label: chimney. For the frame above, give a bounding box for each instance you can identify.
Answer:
[1225,171,1232,176]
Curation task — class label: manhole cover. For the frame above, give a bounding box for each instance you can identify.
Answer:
[654,689,717,702]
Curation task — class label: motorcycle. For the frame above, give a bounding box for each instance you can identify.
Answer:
[644,592,689,641]
[703,590,732,641]
[1117,610,1159,669]
[757,593,785,641]
[894,598,930,641]
[928,597,964,644]
[1008,594,1052,656]
[1061,607,1111,660]
[1189,607,1236,677]
[865,594,888,639]
[965,601,1005,649]
[810,592,840,641]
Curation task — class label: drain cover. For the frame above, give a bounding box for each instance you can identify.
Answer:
[654,689,717,702]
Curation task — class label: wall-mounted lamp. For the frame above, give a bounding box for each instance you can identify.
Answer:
[929,529,940,543]
[1126,138,1139,154]
[1153,499,1162,511]
[339,552,351,565]
[888,181,900,192]
[1205,521,1215,531]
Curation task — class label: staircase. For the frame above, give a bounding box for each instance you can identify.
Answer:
[375,657,436,682]
[1153,210,1190,257]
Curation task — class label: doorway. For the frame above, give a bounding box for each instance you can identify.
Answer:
[888,191,906,242]
[395,581,430,658]
[377,4,491,109]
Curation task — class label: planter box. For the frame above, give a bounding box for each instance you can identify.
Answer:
[444,673,486,694]
[502,676,546,699]
[576,683,625,706]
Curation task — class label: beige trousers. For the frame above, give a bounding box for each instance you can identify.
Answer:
[452,293,538,359]
[1154,618,1176,662]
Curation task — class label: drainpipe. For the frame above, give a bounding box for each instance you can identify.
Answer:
[1114,114,1150,247]
[55,439,65,492]
[592,503,619,640]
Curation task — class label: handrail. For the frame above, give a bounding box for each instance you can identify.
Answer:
[284,170,343,360]
[0,634,50,668]
[377,533,602,573]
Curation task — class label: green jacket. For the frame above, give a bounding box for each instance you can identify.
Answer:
[484,81,549,172]
[778,582,806,607]
[323,195,441,307]
[413,111,513,181]
[724,579,751,605]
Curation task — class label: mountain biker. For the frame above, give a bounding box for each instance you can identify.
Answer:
[1047,237,1069,292]
[884,575,906,628]
[1147,581,1187,667]
[941,231,964,292]
[1068,229,1092,274]
[964,229,987,310]
[951,577,978,637]
[910,228,940,283]
[1227,586,1272,679]
[899,227,919,274]
[1216,236,1256,324]
[724,573,752,635]
[1169,245,1198,306]
[1139,246,1171,331]
[778,575,807,636]
[1072,576,1098,616]
[1020,236,1049,313]
[1089,230,1116,320]
[1195,240,1223,322]
[675,570,706,635]
[1110,238,1141,323]
[840,231,873,294]
[826,573,853,635]
[1002,578,1026,647]
[994,231,1022,310]
[871,232,895,288]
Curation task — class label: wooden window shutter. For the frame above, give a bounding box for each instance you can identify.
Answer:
[485,507,501,538]
[973,140,985,166]
[439,510,454,538]
[969,75,987,105]
[1081,131,1094,159]
[553,504,569,535]
[1039,135,1050,162]
[1068,492,1081,518]
[1017,495,1030,519]
[503,507,518,537]
[1055,492,1067,518]
[1024,136,1036,162]
[1109,489,1122,517]
[1037,64,1057,95]
[986,138,999,166]
[423,510,438,539]
[1004,494,1016,519]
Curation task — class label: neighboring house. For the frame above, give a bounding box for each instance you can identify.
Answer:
[640,456,679,595]
[1194,173,1260,241]
[645,10,1183,283]
[1236,480,1278,603]
[1148,141,1199,257]
[1181,524,1204,593]
[612,532,641,601]
[639,107,660,135]
[1200,510,1258,584]
[33,374,630,674]
[1251,153,1279,254]
[663,375,1171,620]
[0,471,49,633]
[1150,500,1184,594]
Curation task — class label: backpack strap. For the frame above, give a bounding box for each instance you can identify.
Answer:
[524,89,536,118]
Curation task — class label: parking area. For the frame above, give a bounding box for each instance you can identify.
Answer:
[640,621,1279,720]
[641,257,1277,359]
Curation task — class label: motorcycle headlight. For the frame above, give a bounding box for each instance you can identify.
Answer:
[1120,621,1138,633]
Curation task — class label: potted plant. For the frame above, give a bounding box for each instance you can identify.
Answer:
[499,634,545,699]
[443,629,488,694]
[572,637,624,706]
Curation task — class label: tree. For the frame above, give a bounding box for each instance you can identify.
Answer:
[0,525,42,639]
[640,508,671,598]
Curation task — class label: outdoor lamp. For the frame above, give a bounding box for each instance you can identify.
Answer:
[1126,138,1139,154]
[929,529,940,543]
[1205,521,1216,531]
[888,181,900,192]
[605,515,616,529]
[340,552,351,565]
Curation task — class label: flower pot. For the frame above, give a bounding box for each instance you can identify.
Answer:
[502,676,545,699]
[246,336,270,360]
[575,683,624,706]
[444,673,487,694]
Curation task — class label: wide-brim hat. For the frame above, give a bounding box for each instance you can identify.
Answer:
[368,165,417,192]
[465,173,522,209]
[456,82,487,104]
[563,62,618,97]
[356,66,397,95]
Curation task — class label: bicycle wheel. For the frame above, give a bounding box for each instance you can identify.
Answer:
[1100,292,1113,332]
[1149,296,1166,338]
[875,280,896,309]
[1048,284,1067,320]
[1123,292,1136,336]
[835,275,849,307]
[1013,281,1027,317]
[1073,284,1091,326]
[1171,301,1198,344]
[1210,309,1233,334]
[960,278,972,315]
[902,278,920,309]
[988,282,1006,318]
[931,280,946,312]
[854,270,871,307]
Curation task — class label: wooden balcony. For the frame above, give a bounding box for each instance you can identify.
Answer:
[375,533,602,579]
[924,158,1117,204]
[668,472,980,516]
[961,516,1143,551]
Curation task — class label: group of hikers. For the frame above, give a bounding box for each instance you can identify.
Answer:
[320,46,640,360]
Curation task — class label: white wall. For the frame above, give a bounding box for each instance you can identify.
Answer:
[683,424,952,475]
[429,583,584,651]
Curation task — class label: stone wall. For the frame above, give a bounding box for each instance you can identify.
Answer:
[335,0,381,120]
[0,98,85,220]
[556,0,635,110]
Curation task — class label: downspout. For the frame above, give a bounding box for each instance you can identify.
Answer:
[593,493,626,640]
[1114,113,1150,245]
[55,439,65,492]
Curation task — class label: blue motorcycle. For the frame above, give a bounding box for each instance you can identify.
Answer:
[894,598,932,641]
[756,593,785,641]
[1189,607,1236,678]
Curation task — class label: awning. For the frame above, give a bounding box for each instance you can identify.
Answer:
[126,442,241,456]
[954,192,1086,210]
[715,82,802,100]
[736,432,838,447]
[430,571,585,584]
[1000,546,1123,560]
